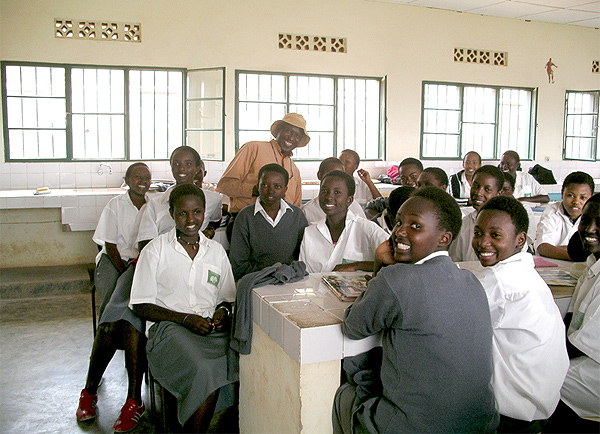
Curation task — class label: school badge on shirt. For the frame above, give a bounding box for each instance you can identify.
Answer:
[207,270,221,287]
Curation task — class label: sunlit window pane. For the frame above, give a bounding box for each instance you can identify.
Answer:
[564,91,598,161]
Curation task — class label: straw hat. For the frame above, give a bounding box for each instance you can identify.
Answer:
[270,113,310,148]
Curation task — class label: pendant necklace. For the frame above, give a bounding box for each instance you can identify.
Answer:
[178,236,199,250]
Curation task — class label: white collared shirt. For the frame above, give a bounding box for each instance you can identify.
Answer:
[514,172,547,199]
[129,228,235,318]
[415,250,449,265]
[302,197,366,225]
[93,192,147,262]
[449,210,478,262]
[534,201,580,251]
[471,252,569,420]
[254,198,291,228]
[562,254,600,418]
[299,211,389,273]
[136,185,222,243]
[353,174,373,206]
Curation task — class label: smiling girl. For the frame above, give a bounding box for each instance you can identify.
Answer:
[130,184,236,432]
[299,170,388,273]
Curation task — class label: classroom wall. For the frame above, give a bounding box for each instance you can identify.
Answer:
[1,0,599,163]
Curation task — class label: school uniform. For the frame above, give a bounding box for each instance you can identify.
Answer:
[353,174,373,207]
[471,252,569,421]
[136,185,222,243]
[513,171,547,200]
[92,192,147,332]
[229,199,308,280]
[301,197,366,225]
[449,210,478,262]
[561,254,600,418]
[299,211,388,273]
[334,252,499,433]
[449,170,471,199]
[129,228,236,425]
[534,201,580,252]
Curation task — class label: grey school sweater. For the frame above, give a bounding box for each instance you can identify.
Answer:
[229,202,308,281]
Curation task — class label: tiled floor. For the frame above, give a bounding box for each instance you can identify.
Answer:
[0,294,236,434]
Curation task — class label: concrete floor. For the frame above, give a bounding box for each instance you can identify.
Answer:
[0,293,237,434]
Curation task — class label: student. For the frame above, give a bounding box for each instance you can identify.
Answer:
[449,165,503,262]
[137,146,222,249]
[499,150,549,203]
[397,157,423,187]
[535,171,594,260]
[449,151,481,199]
[500,172,537,249]
[332,187,499,434]
[229,163,308,281]
[299,170,388,273]
[130,184,236,433]
[470,196,569,433]
[372,186,415,235]
[416,167,448,190]
[76,163,151,432]
[302,157,366,224]
[546,193,600,433]
[339,149,382,206]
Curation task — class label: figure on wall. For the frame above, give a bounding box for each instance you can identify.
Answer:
[545,58,557,84]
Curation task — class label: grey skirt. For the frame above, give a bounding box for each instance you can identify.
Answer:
[95,254,144,333]
[147,321,238,425]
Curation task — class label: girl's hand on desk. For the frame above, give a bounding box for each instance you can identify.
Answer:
[182,314,213,335]
[212,308,230,332]
[333,263,359,272]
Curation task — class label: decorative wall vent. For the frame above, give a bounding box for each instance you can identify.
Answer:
[454,48,507,66]
[279,33,346,53]
[593,60,599,74]
[55,19,141,42]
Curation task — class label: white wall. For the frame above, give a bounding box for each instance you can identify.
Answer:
[1,0,599,163]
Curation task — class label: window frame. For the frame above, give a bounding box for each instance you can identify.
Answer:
[563,89,599,162]
[2,60,224,162]
[235,69,386,161]
[420,80,538,161]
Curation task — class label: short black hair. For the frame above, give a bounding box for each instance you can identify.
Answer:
[388,186,415,218]
[399,157,423,171]
[464,151,481,163]
[562,171,595,194]
[125,162,149,178]
[258,163,289,186]
[422,167,448,187]
[321,170,356,196]
[170,146,202,167]
[412,187,462,240]
[502,150,520,163]
[479,196,529,235]
[169,183,206,214]
[318,157,344,175]
[340,149,360,165]
[502,172,516,190]
[474,165,504,191]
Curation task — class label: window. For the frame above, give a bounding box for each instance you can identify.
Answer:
[236,71,385,160]
[2,62,226,161]
[421,82,536,160]
[564,90,599,161]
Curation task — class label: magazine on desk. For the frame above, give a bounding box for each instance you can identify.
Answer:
[536,269,578,287]
[322,274,372,302]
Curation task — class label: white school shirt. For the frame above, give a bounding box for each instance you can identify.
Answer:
[302,197,366,225]
[513,171,547,200]
[449,210,478,262]
[353,174,373,207]
[534,201,579,252]
[561,254,600,418]
[450,171,471,199]
[253,198,291,228]
[299,211,389,273]
[129,228,235,318]
[93,192,147,262]
[471,252,569,421]
[136,185,222,243]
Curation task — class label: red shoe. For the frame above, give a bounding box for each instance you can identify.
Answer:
[113,398,145,432]
[76,389,97,422]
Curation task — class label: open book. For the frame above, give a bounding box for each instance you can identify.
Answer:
[322,274,371,302]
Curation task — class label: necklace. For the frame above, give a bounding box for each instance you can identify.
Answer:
[178,236,199,250]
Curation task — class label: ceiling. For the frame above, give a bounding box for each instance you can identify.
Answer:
[369,0,600,28]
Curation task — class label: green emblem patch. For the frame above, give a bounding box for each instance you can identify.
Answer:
[207,270,221,287]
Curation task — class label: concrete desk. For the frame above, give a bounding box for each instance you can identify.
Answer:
[238,272,379,434]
